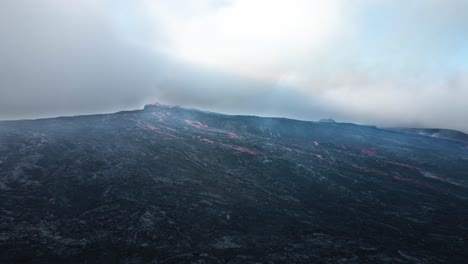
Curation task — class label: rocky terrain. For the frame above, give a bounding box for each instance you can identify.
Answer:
[0,103,467,263]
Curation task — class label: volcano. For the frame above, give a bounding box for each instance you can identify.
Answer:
[0,103,467,263]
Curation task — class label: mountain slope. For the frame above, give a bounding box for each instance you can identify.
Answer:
[388,128,468,144]
[0,103,467,263]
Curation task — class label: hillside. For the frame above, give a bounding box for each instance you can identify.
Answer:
[0,103,467,263]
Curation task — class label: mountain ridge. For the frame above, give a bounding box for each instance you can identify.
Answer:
[0,102,467,263]
[3,103,466,144]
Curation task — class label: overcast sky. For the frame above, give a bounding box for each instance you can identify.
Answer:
[1,0,467,131]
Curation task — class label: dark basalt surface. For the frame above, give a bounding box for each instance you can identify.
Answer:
[0,104,467,263]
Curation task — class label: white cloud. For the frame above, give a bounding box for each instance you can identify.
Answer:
[138,0,348,78]
[1,0,467,131]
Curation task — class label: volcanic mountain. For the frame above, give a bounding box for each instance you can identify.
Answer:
[0,103,467,263]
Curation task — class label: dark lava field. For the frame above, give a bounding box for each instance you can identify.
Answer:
[0,103,467,263]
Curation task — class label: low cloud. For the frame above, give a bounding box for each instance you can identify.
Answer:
[0,0,467,132]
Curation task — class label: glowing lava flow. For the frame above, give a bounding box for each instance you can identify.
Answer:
[310,152,433,189]
[360,148,377,155]
[196,135,261,155]
[228,132,240,139]
[138,122,185,140]
[184,120,209,129]
[351,164,390,177]
[378,160,418,171]
[200,138,214,144]
[347,146,378,155]
[421,171,444,180]
[310,153,339,166]
[184,119,242,140]
[229,145,262,155]
[145,124,157,131]
[311,153,323,160]
[156,131,183,139]
[350,161,432,189]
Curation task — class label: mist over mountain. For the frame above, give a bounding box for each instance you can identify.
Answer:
[388,128,468,144]
[1,104,467,263]
[1,1,468,132]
